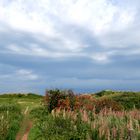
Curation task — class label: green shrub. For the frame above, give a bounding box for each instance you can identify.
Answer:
[95,90,117,97]
[112,92,140,110]
[94,90,140,110]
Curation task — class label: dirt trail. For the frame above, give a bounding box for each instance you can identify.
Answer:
[16,106,32,140]
[21,121,32,140]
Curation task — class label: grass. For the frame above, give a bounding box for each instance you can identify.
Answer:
[0,90,140,140]
[28,127,41,140]
[93,90,140,110]
[0,104,22,140]
[28,90,140,140]
[0,93,42,140]
[29,108,140,140]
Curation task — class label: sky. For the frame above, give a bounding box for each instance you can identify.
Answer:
[0,0,140,94]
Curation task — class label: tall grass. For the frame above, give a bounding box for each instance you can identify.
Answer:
[30,107,140,140]
[0,104,22,140]
[29,90,140,140]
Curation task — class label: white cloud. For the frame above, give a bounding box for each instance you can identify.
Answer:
[0,69,38,81]
[0,0,139,63]
[0,0,139,53]
[17,69,32,75]
[0,0,55,36]
[6,44,111,63]
[0,0,135,35]
[16,69,38,80]
[91,52,110,63]
[6,44,84,58]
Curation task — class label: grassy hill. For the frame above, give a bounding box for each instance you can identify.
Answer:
[0,91,140,140]
[0,93,42,140]
[0,93,42,98]
[93,90,140,109]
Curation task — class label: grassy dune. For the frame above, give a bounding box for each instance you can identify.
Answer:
[0,90,140,140]
[0,93,42,140]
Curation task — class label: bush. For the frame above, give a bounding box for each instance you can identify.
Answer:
[95,98,123,113]
[112,92,140,110]
[94,90,140,110]
[74,95,96,111]
[95,90,117,97]
[45,89,75,112]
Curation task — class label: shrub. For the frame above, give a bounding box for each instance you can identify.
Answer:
[75,95,96,111]
[95,98,123,113]
[45,89,76,112]
[112,92,140,110]
[95,90,117,97]
[94,90,140,110]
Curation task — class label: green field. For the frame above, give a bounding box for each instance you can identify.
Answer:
[0,90,140,140]
[0,93,42,140]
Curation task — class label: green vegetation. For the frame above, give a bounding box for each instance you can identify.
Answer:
[29,89,140,140]
[0,104,22,140]
[0,93,42,140]
[29,106,140,140]
[0,93,42,99]
[0,90,140,140]
[94,90,140,110]
[45,89,75,112]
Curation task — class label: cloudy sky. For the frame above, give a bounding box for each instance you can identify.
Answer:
[0,0,140,94]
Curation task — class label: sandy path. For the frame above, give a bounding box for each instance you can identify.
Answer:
[24,106,29,115]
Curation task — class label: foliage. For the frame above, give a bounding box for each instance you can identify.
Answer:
[0,93,42,99]
[30,89,140,140]
[30,106,49,120]
[94,90,117,97]
[112,92,140,110]
[30,107,140,140]
[1,90,140,140]
[45,89,97,113]
[29,109,89,140]
[45,89,75,112]
[0,104,22,140]
[74,94,96,111]
[94,90,140,110]
[95,98,123,113]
